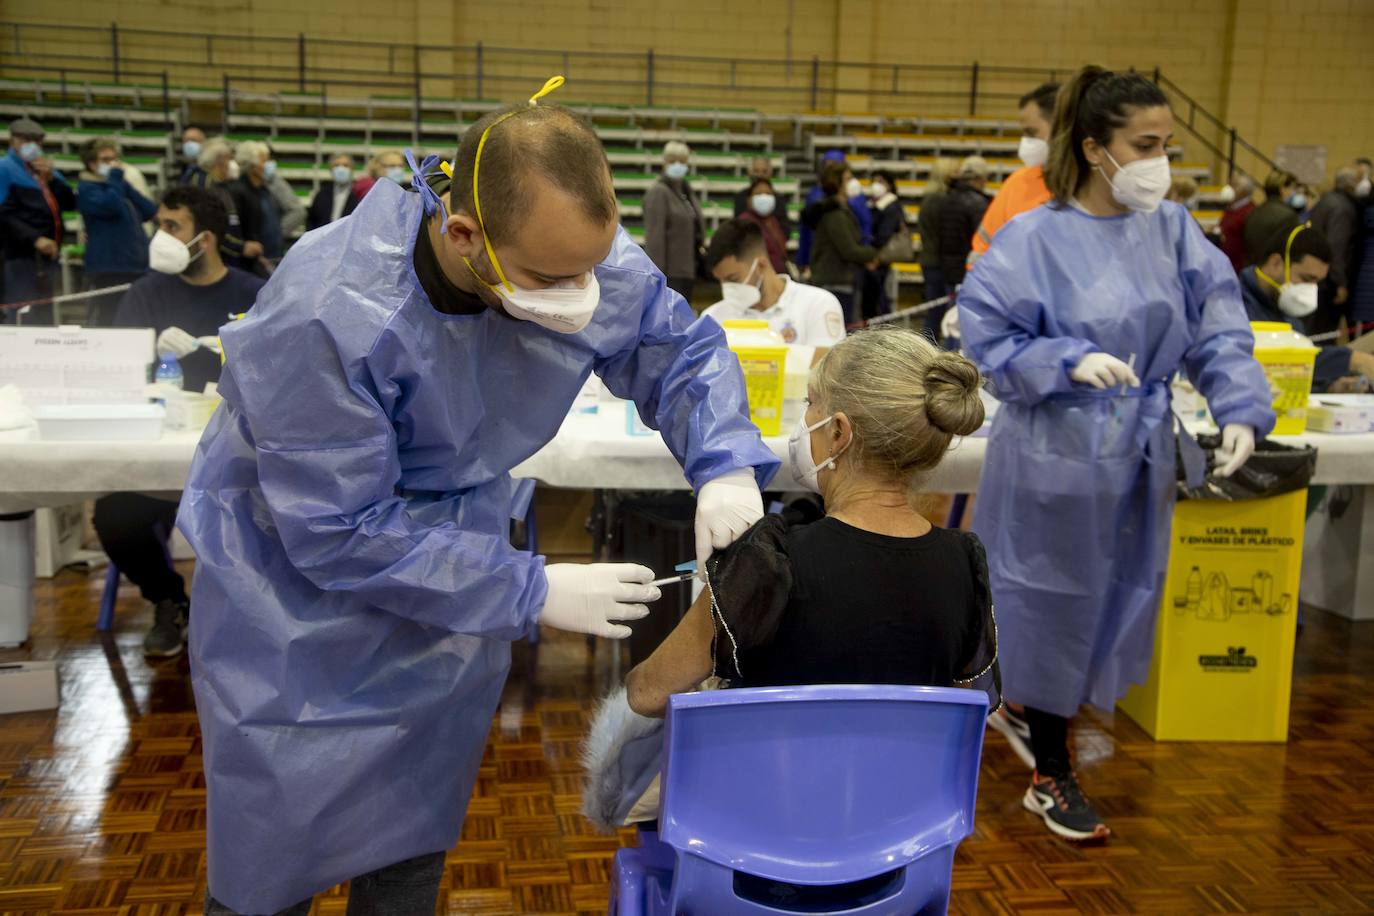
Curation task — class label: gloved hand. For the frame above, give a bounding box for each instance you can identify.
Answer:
[1070,352,1141,390]
[940,306,961,342]
[196,336,224,354]
[1213,424,1256,478]
[695,468,764,573]
[156,326,200,359]
[541,563,659,639]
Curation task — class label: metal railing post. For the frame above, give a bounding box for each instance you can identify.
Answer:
[646,48,654,106]
[475,41,483,99]
[968,60,979,115]
[1228,127,1237,182]
[161,70,170,129]
[222,73,231,132]
[809,56,819,111]
[413,44,422,143]
[110,22,120,82]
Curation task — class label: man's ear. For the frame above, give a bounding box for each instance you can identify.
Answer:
[444,206,484,259]
[1260,252,1285,280]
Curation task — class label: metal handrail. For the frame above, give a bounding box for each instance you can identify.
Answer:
[0,18,1275,180]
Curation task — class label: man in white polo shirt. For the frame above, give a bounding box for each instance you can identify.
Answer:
[703,219,846,346]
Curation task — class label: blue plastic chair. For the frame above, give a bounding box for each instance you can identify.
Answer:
[609,684,989,916]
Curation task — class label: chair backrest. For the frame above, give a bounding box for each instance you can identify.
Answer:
[658,685,988,893]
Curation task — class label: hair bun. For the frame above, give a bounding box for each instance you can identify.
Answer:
[923,351,985,437]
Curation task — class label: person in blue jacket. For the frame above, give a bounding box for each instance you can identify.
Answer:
[0,117,75,325]
[180,77,780,916]
[1238,220,1374,391]
[76,138,157,325]
[959,67,1275,843]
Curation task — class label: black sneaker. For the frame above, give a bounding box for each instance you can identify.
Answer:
[143,599,188,658]
[1023,771,1110,841]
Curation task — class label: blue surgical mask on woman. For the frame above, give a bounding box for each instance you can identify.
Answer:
[332,165,352,185]
[665,162,689,180]
[385,166,407,184]
[1287,192,1307,210]
[263,159,278,180]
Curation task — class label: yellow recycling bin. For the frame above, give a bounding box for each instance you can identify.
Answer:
[722,320,788,437]
[1118,488,1306,742]
[1251,321,1317,435]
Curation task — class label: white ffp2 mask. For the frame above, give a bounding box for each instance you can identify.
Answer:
[1278,282,1319,318]
[1100,150,1171,213]
[499,273,602,334]
[148,230,206,275]
[845,178,863,199]
[719,260,763,310]
[1017,136,1049,168]
[787,412,848,493]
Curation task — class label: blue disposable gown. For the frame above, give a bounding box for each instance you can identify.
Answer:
[959,202,1275,718]
[178,179,779,914]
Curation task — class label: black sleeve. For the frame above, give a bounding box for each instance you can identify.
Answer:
[951,530,1001,712]
[705,515,792,680]
[113,281,156,331]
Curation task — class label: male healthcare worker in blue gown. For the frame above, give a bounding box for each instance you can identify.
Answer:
[178,79,780,915]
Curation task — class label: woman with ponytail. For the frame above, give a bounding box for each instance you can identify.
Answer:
[957,65,1275,842]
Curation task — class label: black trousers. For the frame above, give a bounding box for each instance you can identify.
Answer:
[204,851,447,916]
[92,493,186,605]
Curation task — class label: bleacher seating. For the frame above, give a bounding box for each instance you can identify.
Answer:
[0,75,1233,297]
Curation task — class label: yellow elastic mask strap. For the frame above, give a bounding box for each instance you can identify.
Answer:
[1282,221,1309,285]
[468,75,567,293]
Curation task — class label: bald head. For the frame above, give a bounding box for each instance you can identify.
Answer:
[452,104,616,245]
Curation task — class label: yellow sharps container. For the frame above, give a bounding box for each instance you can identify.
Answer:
[722,320,788,436]
[1250,321,1317,435]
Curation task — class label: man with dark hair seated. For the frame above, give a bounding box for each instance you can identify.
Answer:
[1238,220,1374,392]
[93,185,265,657]
[703,218,845,346]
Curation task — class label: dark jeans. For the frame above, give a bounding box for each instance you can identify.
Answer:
[85,271,143,326]
[204,851,447,916]
[92,493,186,605]
[665,276,695,305]
[920,265,949,341]
[821,286,856,325]
[4,255,56,325]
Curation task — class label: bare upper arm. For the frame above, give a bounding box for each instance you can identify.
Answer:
[624,588,715,718]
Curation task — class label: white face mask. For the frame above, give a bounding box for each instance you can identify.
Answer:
[385,165,407,184]
[226,159,241,180]
[845,178,863,199]
[1099,150,1171,213]
[1017,136,1049,168]
[497,273,602,334]
[665,162,689,180]
[1357,178,1373,199]
[331,165,352,184]
[96,162,115,178]
[1278,282,1319,318]
[18,142,41,162]
[719,260,763,310]
[182,140,202,160]
[788,411,849,494]
[1218,184,1237,204]
[149,229,206,275]
[751,193,776,217]
[263,159,278,180]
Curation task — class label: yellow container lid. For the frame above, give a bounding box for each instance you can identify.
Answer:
[722,319,770,329]
[1251,321,1292,332]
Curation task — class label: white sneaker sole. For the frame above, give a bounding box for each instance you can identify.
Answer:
[989,711,1037,769]
[1022,786,1109,841]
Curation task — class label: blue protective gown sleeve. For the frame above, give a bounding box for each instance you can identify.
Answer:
[1175,213,1278,435]
[594,267,781,493]
[230,318,548,637]
[957,233,1099,407]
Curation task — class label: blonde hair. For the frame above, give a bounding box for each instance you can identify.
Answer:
[197,137,233,169]
[811,328,984,498]
[927,157,957,190]
[368,148,406,177]
[234,139,269,170]
[663,140,690,160]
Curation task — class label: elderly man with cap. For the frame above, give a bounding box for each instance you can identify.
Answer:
[180,76,778,915]
[0,117,74,324]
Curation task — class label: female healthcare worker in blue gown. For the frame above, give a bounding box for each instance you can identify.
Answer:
[958,67,1275,843]
[179,79,780,915]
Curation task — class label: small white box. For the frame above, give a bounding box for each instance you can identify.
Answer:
[0,661,59,713]
[1307,396,1374,434]
[164,391,222,431]
[33,404,165,441]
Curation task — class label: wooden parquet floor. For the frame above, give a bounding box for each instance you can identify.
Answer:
[2,561,1373,915]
